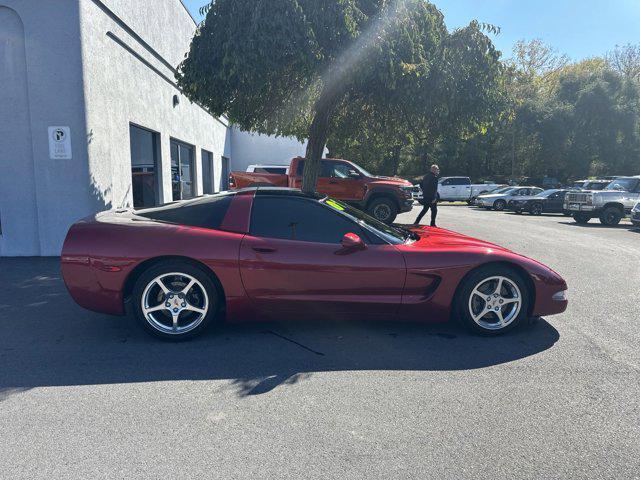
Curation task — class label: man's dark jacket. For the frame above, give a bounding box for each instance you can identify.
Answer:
[419,172,439,205]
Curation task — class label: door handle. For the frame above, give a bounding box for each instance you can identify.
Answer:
[329,180,338,184]
[252,246,277,253]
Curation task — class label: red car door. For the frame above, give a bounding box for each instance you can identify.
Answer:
[291,160,366,201]
[238,194,406,319]
[316,160,366,201]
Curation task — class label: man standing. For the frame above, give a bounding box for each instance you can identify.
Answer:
[414,164,440,226]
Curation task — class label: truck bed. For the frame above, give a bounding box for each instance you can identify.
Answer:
[230,171,289,189]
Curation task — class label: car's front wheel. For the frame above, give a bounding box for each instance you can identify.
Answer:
[456,266,530,335]
[367,197,398,224]
[493,199,506,211]
[573,213,591,224]
[132,261,220,341]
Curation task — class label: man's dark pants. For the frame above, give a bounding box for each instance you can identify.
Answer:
[415,202,438,226]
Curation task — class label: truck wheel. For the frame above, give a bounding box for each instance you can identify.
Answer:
[599,207,622,226]
[367,198,398,224]
[573,213,591,224]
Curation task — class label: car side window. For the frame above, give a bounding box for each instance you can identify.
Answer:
[137,195,233,229]
[322,161,352,179]
[250,196,369,244]
[451,178,469,185]
[441,178,453,186]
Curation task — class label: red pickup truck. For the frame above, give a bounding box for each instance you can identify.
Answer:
[229,157,414,223]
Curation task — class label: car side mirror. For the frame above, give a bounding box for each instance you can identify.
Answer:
[341,233,366,250]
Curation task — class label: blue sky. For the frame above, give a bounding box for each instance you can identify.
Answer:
[182,0,640,61]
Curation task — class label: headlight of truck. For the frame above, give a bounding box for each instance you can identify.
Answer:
[586,194,593,205]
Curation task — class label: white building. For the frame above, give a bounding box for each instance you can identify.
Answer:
[0,0,306,256]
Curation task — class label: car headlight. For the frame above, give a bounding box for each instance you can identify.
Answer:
[552,290,568,301]
[633,203,640,213]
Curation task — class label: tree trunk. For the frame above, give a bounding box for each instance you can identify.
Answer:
[302,90,337,194]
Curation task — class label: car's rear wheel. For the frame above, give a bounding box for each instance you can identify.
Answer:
[573,213,591,224]
[493,199,506,211]
[456,266,530,335]
[599,206,623,226]
[132,261,220,341]
[367,197,398,224]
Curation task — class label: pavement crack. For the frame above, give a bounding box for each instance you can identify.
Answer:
[265,330,325,356]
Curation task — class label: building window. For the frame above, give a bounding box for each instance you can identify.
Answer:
[201,149,214,194]
[221,156,230,190]
[170,139,195,200]
[130,124,159,208]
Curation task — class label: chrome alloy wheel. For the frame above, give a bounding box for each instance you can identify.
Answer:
[468,276,522,330]
[141,272,209,335]
[373,203,391,221]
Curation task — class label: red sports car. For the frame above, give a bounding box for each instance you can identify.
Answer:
[61,188,568,340]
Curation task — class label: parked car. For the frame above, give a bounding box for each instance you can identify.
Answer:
[507,189,568,215]
[476,186,544,211]
[564,176,640,226]
[229,157,414,223]
[470,185,509,205]
[246,164,289,174]
[437,177,501,203]
[570,179,611,191]
[61,188,568,340]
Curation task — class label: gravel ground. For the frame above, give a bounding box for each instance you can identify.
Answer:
[1,205,638,479]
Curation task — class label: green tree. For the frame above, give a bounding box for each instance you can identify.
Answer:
[178,0,448,193]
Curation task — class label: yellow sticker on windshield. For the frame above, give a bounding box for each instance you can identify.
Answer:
[326,199,345,211]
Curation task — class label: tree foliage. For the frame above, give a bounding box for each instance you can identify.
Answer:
[178,0,502,190]
[180,4,640,185]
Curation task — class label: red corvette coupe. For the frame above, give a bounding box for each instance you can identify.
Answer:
[61,188,567,340]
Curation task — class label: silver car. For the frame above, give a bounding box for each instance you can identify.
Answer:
[476,186,544,211]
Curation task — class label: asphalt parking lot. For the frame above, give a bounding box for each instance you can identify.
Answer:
[1,205,639,479]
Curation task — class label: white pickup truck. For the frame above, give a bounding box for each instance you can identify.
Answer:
[436,177,500,202]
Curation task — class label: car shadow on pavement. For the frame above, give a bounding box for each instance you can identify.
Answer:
[0,258,560,400]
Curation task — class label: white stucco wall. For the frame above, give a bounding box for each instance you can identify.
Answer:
[0,1,90,257]
[81,0,230,211]
[230,128,318,173]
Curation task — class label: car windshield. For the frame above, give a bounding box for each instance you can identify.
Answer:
[351,162,374,178]
[492,187,515,194]
[321,198,409,244]
[605,178,637,191]
[535,189,559,198]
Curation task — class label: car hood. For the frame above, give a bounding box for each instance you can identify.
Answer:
[402,225,510,252]
[368,176,413,187]
[477,193,507,199]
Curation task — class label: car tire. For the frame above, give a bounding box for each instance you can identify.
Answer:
[132,261,221,341]
[493,199,506,211]
[455,265,530,336]
[367,197,398,224]
[531,203,543,215]
[573,213,591,224]
[599,207,623,226]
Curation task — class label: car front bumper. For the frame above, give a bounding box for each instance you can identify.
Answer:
[566,203,596,212]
